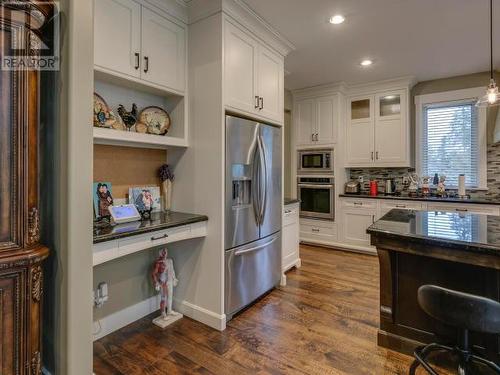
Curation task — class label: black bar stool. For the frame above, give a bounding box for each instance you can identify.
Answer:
[409,285,500,375]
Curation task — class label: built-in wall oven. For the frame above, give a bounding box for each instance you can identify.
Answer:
[297,148,334,174]
[298,177,335,221]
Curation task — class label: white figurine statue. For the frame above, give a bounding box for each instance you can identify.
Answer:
[437,175,446,196]
[151,248,182,328]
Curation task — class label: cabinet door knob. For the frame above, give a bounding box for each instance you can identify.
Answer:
[144,56,149,73]
[134,52,140,70]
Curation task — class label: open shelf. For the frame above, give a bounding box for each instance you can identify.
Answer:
[93,127,188,149]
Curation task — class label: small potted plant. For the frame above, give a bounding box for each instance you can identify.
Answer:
[159,164,174,212]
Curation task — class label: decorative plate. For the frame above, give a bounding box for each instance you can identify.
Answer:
[93,93,122,129]
[139,106,171,135]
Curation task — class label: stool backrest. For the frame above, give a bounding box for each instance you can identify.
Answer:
[418,285,500,334]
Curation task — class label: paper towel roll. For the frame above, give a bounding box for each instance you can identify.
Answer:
[458,174,466,196]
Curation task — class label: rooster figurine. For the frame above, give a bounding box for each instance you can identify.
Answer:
[117,103,138,131]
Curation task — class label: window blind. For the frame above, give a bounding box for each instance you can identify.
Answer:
[421,101,478,187]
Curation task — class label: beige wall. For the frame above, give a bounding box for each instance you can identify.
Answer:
[412,71,499,148]
[93,250,158,319]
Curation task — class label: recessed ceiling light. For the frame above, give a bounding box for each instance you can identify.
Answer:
[329,15,345,24]
[360,59,373,67]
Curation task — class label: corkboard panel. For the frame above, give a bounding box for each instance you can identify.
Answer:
[94,144,166,199]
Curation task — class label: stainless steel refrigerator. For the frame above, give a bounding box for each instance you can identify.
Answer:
[225,115,282,320]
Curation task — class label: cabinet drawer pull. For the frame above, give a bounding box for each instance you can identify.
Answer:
[455,208,468,212]
[353,202,363,206]
[395,204,406,208]
[255,95,260,109]
[151,234,168,241]
[311,228,320,232]
[371,151,374,160]
[376,151,379,160]
[284,210,292,214]
[259,97,264,110]
[144,56,149,73]
[134,52,140,70]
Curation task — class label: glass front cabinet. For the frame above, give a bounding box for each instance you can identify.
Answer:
[346,86,411,167]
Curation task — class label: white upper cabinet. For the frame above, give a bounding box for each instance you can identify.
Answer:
[345,87,410,167]
[141,8,186,92]
[94,0,187,94]
[295,95,338,146]
[224,19,284,125]
[257,45,284,123]
[224,20,259,114]
[316,96,337,144]
[94,0,141,78]
[296,99,315,145]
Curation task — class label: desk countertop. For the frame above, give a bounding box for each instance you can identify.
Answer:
[93,211,208,244]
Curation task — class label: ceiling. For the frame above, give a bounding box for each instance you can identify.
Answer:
[243,0,500,90]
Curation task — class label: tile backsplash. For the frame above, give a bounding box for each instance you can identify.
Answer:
[348,143,500,201]
[349,168,414,193]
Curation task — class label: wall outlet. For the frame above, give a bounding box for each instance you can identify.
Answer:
[94,282,109,308]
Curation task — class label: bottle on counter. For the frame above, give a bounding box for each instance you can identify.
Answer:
[369,180,378,196]
[458,174,466,197]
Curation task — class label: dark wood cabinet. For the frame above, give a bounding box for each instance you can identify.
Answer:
[0,2,52,374]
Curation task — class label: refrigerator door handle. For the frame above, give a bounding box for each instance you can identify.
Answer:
[234,234,278,256]
[252,149,261,225]
[257,134,267,225]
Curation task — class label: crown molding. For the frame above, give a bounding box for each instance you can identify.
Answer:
[188,0,295,56]
[292,81,349,99]
[346,76,417,96]
[143,0,189,24]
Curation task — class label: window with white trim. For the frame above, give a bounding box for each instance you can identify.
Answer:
[416,88,487,189]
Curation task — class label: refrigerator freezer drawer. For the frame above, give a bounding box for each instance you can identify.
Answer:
[225,232,281,319]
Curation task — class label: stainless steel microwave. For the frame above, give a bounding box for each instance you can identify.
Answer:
[297,148,334,174]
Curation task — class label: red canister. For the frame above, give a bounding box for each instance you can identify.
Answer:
[369,180,378,196]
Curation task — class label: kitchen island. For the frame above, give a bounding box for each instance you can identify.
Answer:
[367,209,500,362]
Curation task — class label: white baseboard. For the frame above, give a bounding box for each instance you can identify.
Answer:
[301,239,377,256]
[93,295,160,341]
[176,299,226,331]
[93,295,226,341]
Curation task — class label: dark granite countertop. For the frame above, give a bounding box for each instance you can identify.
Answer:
[339,193,500,205]
[367,209,500,256]
[93,211,208,244]
[284,198,300,205]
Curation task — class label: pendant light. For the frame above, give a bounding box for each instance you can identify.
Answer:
[477,0,500,107]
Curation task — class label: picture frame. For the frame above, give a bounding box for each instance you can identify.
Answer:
[93,182,114,219]
[128,186,161,213]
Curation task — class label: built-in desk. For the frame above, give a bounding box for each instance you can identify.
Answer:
[93,211,208,266]
[367,209,500,363]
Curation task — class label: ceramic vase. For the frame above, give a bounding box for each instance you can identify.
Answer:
[162,180,173,212]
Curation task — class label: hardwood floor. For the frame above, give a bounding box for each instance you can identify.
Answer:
[93,245,427,374]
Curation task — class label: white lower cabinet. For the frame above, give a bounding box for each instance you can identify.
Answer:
[282,203,300,270]
[300,218,337,244]
[341,199,377,248]
[298,197,500,256]
[282,203,300,286]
